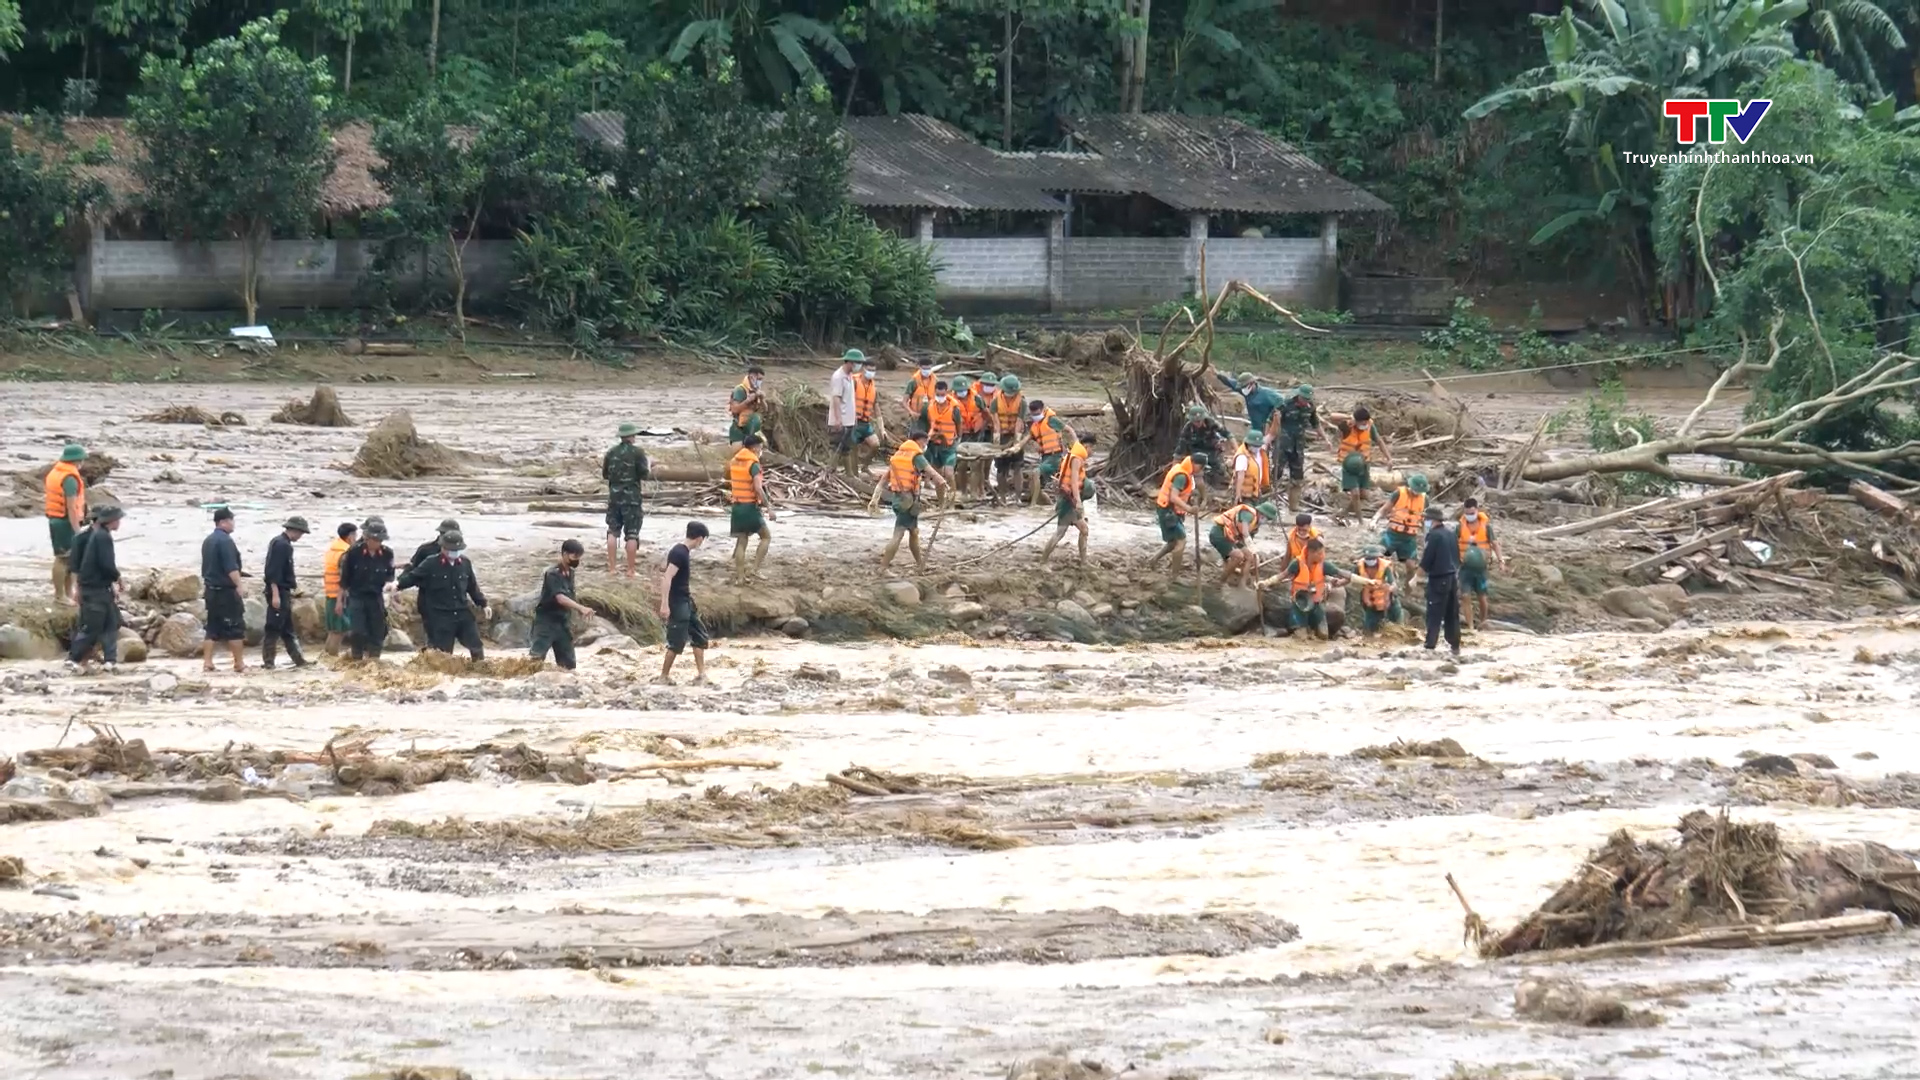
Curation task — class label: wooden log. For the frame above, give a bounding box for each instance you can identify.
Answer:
[1533,471,1804,539]
[1740,567,1835,594]
[1622,525,1748,575]
[826,771,891,797]
[1498,911,1899,965]
[1851,480,1915,519]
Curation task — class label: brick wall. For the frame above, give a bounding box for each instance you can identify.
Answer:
[1343,274,1454,325]
[1060,238,1192,309]
[931,238,1050,311]
[1202,238,1338,311]
[87,239,515,313]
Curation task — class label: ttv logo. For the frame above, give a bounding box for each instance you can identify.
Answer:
[1664,99,1771,145]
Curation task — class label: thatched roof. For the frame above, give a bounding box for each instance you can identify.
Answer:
[0,115,392,217]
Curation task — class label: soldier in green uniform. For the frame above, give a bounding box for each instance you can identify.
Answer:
[602,422,651,578]
[1276,385,1318,512]
[1175,405,1232,502]
[1215,371,1284,442]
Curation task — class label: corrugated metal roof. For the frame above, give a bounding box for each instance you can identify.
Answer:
[1062,114,1391,215]
[845,116,1067,213]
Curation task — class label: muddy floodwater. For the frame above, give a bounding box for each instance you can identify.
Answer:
[0,380,1916,1079]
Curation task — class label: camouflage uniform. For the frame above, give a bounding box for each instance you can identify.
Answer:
[1177,418,1231,487]
[1276,397,1318,483]
[602,441,650,541]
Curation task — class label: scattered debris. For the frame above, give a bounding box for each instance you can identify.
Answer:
[136,405,246,427]
[1351,738,1470,760]
[1513,977,1652,1027]
[270,385,354,427]
[351,410,465,479]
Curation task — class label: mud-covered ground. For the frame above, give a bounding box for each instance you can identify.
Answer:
[1,375,1917,1079]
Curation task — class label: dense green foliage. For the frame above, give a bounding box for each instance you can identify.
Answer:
[0,119,101,312]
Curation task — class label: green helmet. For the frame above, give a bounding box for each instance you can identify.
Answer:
[841,348,865,364]
[1408,473,1430,495]
[1254,501,1280,522]
[1235,371,1256,386]
[1293,384,1314,400]
[1362,544,1384,559]
[978,371,998,387]
[1185,403,1207,421]
[999,375,1021,393]
[952,376,972,394]
[1245,429,1265,448]
[60,443,86,463]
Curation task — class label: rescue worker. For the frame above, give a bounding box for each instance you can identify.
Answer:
[848,354,885,478]
[1041,433,1096,567]
[1266,536,1347,640]
[954,375,992,500]
[340,517,397,661]
[918,378,964,502]
[1457,497,1507,632]
[261,516,310,670]
[992,374,1026,504]
[828,349,861,467]
[1231,429,1273,504]
[1011,398,1074,508]
[44,443,89,606]
[1351,544,1403,637]
[201,507,247,674]
[1374,472,1430,573]
[1148,455,1198,570]
[869,426,950,575]
[1325,405,1393,521]
[397,528,491,660]
[728,365,766,446]
[531,539,595,672]
[322,521,357,655]
[1276,385,1319,512]
[970,369,1002,501]
[1215,371,1284,443]
[1415,505,1462,657]
[1284,512,1321,567]
[903,359,939,415]
[65,505,124,671]
[726,433,775,584]
[1209,501,1279,587]
[1176,405,1232,502]
[603,422,651,577]
[411,517,459,570]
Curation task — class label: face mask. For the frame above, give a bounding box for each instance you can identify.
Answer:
[919,368,932,377]
[1465,513,1479,522]
[748,377,762,390]
[447,548,465,559]
[935,393,948,402]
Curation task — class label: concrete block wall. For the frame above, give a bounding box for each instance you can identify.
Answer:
[930,238,1050,310]
[926,233,1339,313]
[86,238,515,313]
[1201,238,1337,311]
[1060,238,1192,309]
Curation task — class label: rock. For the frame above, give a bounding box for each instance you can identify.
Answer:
[492,621,529,648]
[792,663,841,683]
[1533,564,1564,587]
[735,591,797,621]
[195,779,246,803]
[1620,618,1665,635]
[1600,586,1673,628]
[1202,586,1263,634]
[155,613,205,657]
[1054,599,1094,624]
[0,855,22,883]
[1496,801,1537,820]
[1485,619,1538,636]
[1739,754,1800,777]
[780,617,809,638]
[928,664,973,688]
[1318,647,1346,663]
[881,581,921,606]
[1869,575,1912,604]
[1791,752,1838,770]
[64,780,108,808]
[1643,582,1692,617]
[574,617,623,646]
[507,590,542,618]
[948,601,987,624]
[153,571,202,605]
[942,583,969,599]
[1004,1056,1114,1080]
[0,624,37,660]
[147,673,179,694]
[114,630,147,664]
[1513,977,1636,1027]
[292,597,326,643]
[1089,603,1115,619]
[243,597,266,646]
[386,628,415,652]
[1070,590,1100,610]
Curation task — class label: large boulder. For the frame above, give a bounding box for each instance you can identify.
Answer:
[506,590,541,619]
[1054,599,1094,625]
[1600,586,1674,628]
[243,597,266,646]
[156,612,206,657]
[881,581,921,607]
[115,629,148,664]
[734,590,797,621]
[1641,582,1692,619]
[0,624,53,661]
[291,597,326,643]
[156,572,202,604]
[1204,586,1264,634]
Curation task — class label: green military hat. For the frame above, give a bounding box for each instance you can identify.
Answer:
[1245,429,1265,447]
[1362,544,1385,558]
[978,371,998,386]
[282,516,310,534]
[1185,403,1207,421]
[1293,384,1314,400]
[440,529,465,548]
[1408,473,1430,494]
[999,374,1021,393]
[60,443,86,462]
[362,518,389,540]
[952,375,972,394]
[1254,501,1280,522]
[842,348,865,364]
[617,422,641,437]
[1424,505,1444,522]
[1235,371,1257,386]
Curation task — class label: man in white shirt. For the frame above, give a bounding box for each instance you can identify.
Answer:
[828,348,863,458]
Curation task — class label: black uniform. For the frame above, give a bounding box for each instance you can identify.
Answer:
[339,542,396,659]
[67,524,121,664]
[407,539,446,642]
[201,528,246,642]
[398,552,488,659]
[1419,523,1462,656]
[530,564,578,670]
[261,532,307,667]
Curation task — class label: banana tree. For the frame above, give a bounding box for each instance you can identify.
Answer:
[1800,0,1910,95]
[666,0,854,98]
[303,0,409,96]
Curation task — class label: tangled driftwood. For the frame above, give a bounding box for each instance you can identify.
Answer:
[271,386,354,427]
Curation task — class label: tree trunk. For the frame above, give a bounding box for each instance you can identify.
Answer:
[447,232,468,348]
[344,30,355,96]
[241,222,265,326]
[1432,0,1442,84]
[1002,9,1014,148]
[428,0,442,78]
[511,0,522,77]
[1126,0,1151,112]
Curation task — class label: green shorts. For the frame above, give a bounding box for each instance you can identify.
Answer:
[1361,600,1402,632]
[1209,524,1239,562]
[1156,506,1186,542]
[852,421,876,443]
[924,443,957,469]
[48,517,75,554]
[325,595,352,632]
[1382,530,1419,561]
[1341,452,1371,492]
[1289,601,1326,631]
[728,416,763,443]
[1462,549,1490,594]
[1036,451,1063,482]
[730,503,767,536]
[892,492,921,530]
[1055,496,1084,525]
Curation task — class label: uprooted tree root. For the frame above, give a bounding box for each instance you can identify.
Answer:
[1484,809,1920,958]
[137,405,246,427]
[351,410,465,479]
[270,386,353,427]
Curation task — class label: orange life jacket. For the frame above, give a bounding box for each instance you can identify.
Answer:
[1354,558,1393,611]
[1458,513,1492,558]
[1339,420,1373,458]
[43,461,85,520]
[1292,557,1327,604]
[1214,503,1259,544]
[1028,410,1063,455]
[995,391,1024,434]
[957,388,987,435]
[1060,442,1089,496]
[1387,487,1426,535]
[731,377,761,426]
[924,396,962,446]
[889,440,924,493]
[1157,457,1196,509]
[854,375,878,422]
[323,537,351,599]
[974,387,999,430]
[906,372,938,413]
[1286,525,1321,565]
[727,447,761,505]
[1234,443,1269,495]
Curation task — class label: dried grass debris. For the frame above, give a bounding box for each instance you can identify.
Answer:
[1350,738,1470,760]
[137,405,246,427]
[271,386,353,427]
[350,410,464,479]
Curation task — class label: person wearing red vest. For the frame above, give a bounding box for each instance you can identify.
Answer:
[44,443,89,606]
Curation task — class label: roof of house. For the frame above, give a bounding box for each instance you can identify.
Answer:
[1060,114,1393,215]
[843,115,1068,214]
[0,115,394,217]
